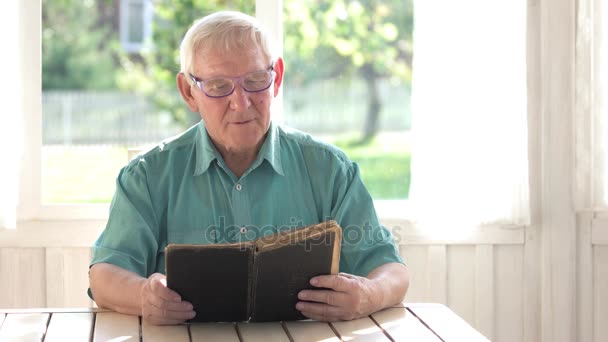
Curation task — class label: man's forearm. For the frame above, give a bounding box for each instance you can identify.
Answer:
[367,262,410,310]
[89,263,146,316]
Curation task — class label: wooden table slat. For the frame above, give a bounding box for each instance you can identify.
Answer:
[371,307,440,341]
[142,319,189,342]
[284,320,340,342]
[0,307,108,314]
[331,316,391,341]
[93,311,140,342]
[408,303,491,342]
[190,322,240,342]
[45,312,94,342]
[237,321,290,342]
[0,313,49,341]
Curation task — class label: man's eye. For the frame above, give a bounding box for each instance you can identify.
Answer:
[207,80,231,91]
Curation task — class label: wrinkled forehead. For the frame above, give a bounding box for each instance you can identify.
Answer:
[194,27,270,60]
[191,44,269,76]
[195,40,261,60]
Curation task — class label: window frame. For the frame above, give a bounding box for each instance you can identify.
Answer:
[575,0,608,240]
[119,0,154,53]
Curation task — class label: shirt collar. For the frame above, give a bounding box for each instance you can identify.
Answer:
[194,120,284,176]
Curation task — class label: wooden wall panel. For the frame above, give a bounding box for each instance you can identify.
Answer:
[45,247,93,307]
[577,213,593,342]
[427,245,447,304]
[0,248,46,308]
[399,245,428,302]
[594,246,608,342]
[447,245,475,326]
[0,237,604,342]
[475,245,495,340]
[495,245,524,342]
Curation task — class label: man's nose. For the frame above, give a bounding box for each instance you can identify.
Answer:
[229,84,251,111]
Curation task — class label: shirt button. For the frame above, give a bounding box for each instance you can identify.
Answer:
[236,183,242,191]
[240,226,247,234]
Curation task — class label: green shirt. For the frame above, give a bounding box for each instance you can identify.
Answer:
[90,121,403,283]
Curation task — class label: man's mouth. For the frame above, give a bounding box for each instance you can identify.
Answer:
[232,119,253,125]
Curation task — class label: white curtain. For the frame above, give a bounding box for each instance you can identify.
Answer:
[409,0,530,232]
[0,1,24,229]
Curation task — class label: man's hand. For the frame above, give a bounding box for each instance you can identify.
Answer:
[296,272,382,321]
[140,273,196,325]
[296,263,409,322]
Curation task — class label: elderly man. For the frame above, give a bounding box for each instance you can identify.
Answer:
[89,11,409,325]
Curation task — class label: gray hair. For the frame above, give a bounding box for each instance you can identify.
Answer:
[179,11,275,79]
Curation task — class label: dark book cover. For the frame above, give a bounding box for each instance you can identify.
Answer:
[165,220,341,322]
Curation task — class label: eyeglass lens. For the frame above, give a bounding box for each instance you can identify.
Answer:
[203,70,273,97]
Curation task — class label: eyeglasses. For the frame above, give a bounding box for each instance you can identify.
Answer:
[189,66,275,98]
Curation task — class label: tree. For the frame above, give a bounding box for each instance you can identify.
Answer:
[42,0,120,90]
[121,0,413,137]
[283,0,413,142]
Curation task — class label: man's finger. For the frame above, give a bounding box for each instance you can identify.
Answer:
[298,289,349,307]
[310,274,354,292]
[296,301,344,320]
[147,301,196,319]
[338,272,359,280]
[145,316,190,326]
[155,299,194,312]
[149,276,182,302]
[143,288,192,314]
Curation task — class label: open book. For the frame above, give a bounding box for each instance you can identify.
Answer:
[165,220,342,322]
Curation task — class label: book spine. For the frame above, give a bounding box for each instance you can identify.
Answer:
[247,246,257,320]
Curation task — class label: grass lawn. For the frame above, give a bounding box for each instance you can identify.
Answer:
[42,131,410,203]
[330,132,411,200]
[42,146,128,203]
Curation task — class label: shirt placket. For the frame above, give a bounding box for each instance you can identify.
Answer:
[232,179,253,242]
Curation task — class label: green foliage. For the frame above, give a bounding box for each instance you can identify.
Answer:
[116,0,413,131]
[283,0,413,86]
[42,0,120,90]
[117,0,254,127]
[283,0,413,141]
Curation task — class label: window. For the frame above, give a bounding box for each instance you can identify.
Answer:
[120,0,153,53]
[9,0,529,230]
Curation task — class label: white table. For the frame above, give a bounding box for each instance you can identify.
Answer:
[0,303,489,341]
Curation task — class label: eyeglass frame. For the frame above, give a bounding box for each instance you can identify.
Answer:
[189,65,276,98]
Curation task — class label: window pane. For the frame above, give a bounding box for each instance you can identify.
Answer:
[283,0,413,199]
[42,0,254,204]
[127,1,145,43]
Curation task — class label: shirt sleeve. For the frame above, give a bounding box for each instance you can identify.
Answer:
[330,162,404,277]
[89,160,161,284]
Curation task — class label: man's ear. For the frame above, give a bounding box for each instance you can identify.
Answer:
[176,72,199,112]
[273,57,284,97]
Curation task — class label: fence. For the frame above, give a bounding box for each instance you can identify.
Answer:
[42,91,183,146]
[283,77,411,134]
[42,79,411,146]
